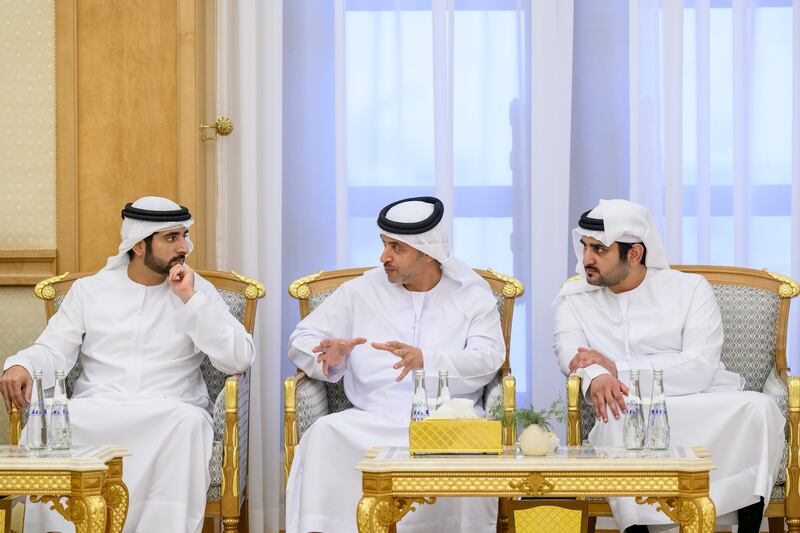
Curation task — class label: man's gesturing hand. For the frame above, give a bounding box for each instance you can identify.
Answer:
[588,374,629,423]
[568,347,618,377]
[313,338,367,376]
[0,365,32,413]
[371,341,423,382]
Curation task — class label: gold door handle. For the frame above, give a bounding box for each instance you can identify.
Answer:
[199,117,234,142]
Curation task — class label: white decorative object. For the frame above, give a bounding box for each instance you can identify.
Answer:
[518,424,559,456]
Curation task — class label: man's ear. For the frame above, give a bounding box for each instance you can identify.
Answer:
[130,240,146,258]
[629,243,645,265]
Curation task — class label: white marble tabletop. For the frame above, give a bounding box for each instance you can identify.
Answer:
[0,444,130,471]
[356,445,715,473]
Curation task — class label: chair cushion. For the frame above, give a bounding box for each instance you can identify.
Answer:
[296,377,329,442]
[712,284,778,392]
[326,381,353,413]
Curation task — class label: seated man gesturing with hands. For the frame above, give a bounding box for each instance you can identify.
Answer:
[285,197,506,533]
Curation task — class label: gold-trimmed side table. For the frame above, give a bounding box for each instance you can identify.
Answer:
[0,444,129,533]
[356,445,716,533]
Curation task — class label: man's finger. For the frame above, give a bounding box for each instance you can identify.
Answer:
[0,383,11,413]
[371,342,389,351]
[393,353,411,369]
[321,359,329,376]
[395,365,412,382]
[594,392,607,422]
[351,337,367,345]
[11,382,26,411]
[613,388,627,415]
[605,390,620,420]
[312,345,324,353]
[619,381,630,395]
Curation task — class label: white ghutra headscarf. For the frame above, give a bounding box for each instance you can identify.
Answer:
[557,199,669,299]
[101,196,194,272]
[376,197,491,308]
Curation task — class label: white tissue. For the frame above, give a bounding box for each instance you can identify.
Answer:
[426,398,479,420]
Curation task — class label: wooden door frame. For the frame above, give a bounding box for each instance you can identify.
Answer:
[55,0,212,273]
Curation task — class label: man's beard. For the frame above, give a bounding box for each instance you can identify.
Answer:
[585,262,630,287]
[144,246,185,276]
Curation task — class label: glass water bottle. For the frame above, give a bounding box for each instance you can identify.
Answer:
[645,369,670,450]
[410,369,430,421]
[435,370,451,411]
[623,370,645,450]
[48,370,72,449]
[27,369,47,450]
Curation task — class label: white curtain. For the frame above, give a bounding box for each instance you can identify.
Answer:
[216,1,283,531]
[217,0,573,529]
[530,0,574,429]
[630,0,800,367]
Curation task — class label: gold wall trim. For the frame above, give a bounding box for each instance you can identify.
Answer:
[0,250,57,286]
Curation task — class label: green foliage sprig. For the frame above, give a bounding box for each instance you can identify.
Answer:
[489,397,566,432]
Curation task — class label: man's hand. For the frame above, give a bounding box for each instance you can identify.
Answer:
[0,365,32,413]
[371,341,424,382]
[588,374,629,423]
[168,263,196,303]
[568,347,618,377]
[312,337,367,376]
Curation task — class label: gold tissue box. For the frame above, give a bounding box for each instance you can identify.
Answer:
[408,419,503,455]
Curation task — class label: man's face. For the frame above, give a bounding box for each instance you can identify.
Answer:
[581,236,630,288]
[144,228,190,275]
[379,235,426,285]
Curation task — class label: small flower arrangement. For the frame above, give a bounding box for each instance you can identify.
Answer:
[489,397,566,431]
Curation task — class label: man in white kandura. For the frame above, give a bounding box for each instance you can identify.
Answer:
[0,196,256,533]
[553,199,785,533]
[286,196,506,533]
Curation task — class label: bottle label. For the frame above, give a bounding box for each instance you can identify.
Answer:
[411,406,429,421]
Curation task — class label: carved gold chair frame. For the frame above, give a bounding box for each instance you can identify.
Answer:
[565,265,800,533]
[10,270,265,533]
[283,266,523,528]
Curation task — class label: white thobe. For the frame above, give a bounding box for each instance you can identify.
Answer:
[286,268,506,533]
[554,268,785,530]
[4,267,256,533]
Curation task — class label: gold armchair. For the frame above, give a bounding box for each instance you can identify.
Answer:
[10,270,264,533]
[565,265,800,532]
[282,267,523,526]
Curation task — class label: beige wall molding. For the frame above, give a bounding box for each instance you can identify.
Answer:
[0,250,58,286]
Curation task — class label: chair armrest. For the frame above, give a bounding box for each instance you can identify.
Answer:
[482,372,516,446]
[567,374,582,446]
[284,371,331,485]
[502,375,516,446]
[219,373,248,514]
[787,375,800,516]
[9,404,21,445]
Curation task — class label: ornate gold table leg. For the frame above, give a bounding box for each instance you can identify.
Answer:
[70,495,107,533]
[635,496,715,533]
[103,457,129,533]
[70,471,107,533]
[356,495,436,533]
[357,496,394,533]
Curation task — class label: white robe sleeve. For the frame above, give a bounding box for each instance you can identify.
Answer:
[179,282,256,374]
[422,295,505,395]
[3,281,85,389]
[553,298,609,398]
[288,285,353,382]
[615,277,727,395]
